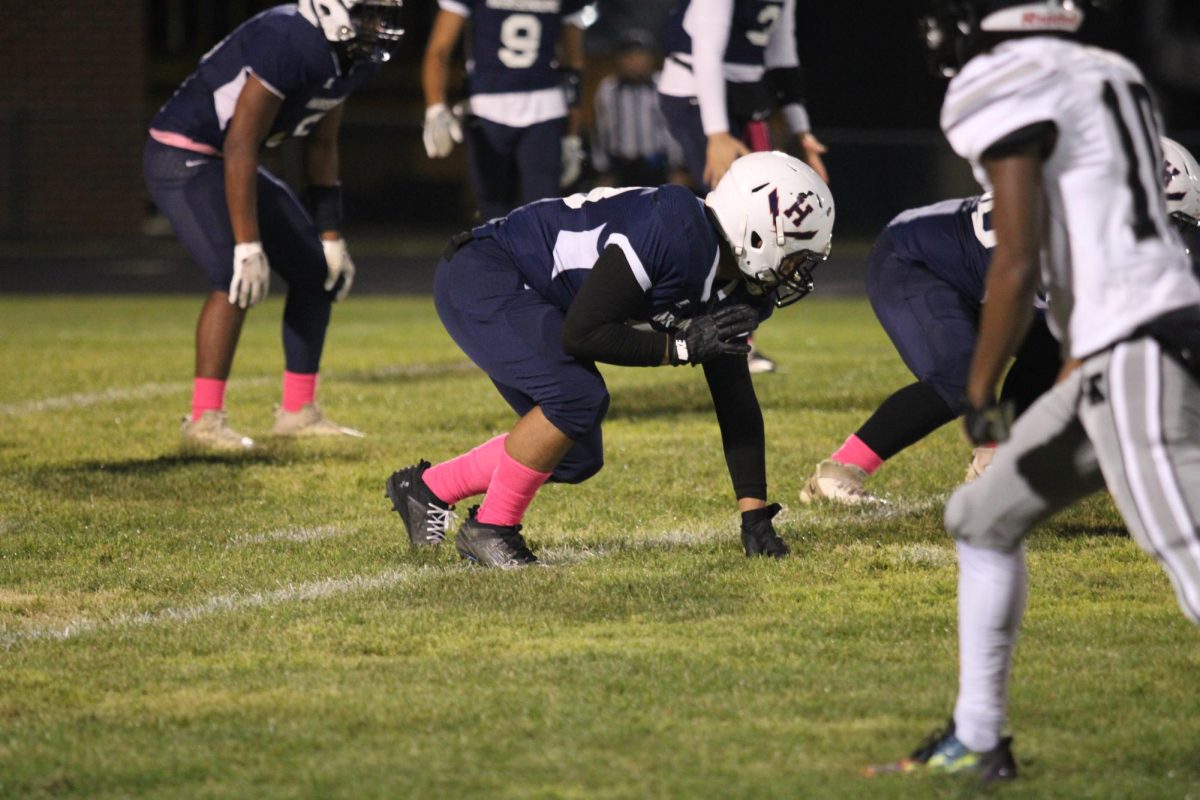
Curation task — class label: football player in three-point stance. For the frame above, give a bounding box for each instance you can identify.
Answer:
[867,0,1200,782]
[421,0,589,221]
[799,192,1061,505]
[144,0,403,449]
[385,152,833,567]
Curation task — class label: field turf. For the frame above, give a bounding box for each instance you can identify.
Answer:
[0,295,1197,799]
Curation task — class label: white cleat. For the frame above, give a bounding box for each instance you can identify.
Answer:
[271,403,365,438]
[799,459,885,505]
[181,410,254,451]
[963,446,996,484]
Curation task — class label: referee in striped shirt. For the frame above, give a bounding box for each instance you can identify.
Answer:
[592,30,687,188]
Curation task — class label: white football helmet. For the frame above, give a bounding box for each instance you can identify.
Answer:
[298,0,405,63]
[705,151,835,306]
[1162,136,1200,227]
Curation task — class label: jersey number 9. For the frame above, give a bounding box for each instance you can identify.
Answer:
[499,14,542,69]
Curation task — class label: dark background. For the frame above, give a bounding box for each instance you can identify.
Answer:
[2,0,1199,248]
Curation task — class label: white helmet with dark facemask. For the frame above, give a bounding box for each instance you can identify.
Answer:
[704,151,835,307]
[299,0,405,64]
[1162,136,1200,228]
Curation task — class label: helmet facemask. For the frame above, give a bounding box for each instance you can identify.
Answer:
[344,1,406,64]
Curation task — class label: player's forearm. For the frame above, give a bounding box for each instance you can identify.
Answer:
[305,140,340,188]
[223,141,260,244]
[967,256,1037,407]
[703,354,767,501]
[422,50,452,107]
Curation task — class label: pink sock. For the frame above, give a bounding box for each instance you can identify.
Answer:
[422,434,509,505]
[192,377,227,421]
[832,434,884,475]
[477,449,552,527]
[282,371,317,412]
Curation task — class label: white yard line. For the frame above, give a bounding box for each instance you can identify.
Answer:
[228,526,346,546]
[0,566,429,650]
[0,362,475,417]
[0,525,956,649]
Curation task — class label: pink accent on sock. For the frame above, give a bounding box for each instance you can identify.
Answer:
[832,434,884,475]
[477,449,552,527]
[281,371,317,413]
[422,434,509,506]
[191,377,227,421]
[742,121,772,152]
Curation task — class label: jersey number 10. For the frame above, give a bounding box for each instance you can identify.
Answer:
[1103,80,1165,243]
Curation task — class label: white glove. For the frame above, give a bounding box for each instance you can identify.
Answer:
[561,134,585,188]
[423,103,462,158]
[322,237,356,302]
[229,241,270,309]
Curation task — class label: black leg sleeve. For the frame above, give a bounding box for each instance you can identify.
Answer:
[1001,314,1062,417]
[854,381,957,462]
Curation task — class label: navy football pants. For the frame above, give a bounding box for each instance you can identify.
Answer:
[142,138,333,373]
[433,236,608,484]
[465,116,566,221]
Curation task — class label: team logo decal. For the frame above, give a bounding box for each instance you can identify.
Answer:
[769,189,819,240]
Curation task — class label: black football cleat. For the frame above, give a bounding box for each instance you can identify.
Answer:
[454,507,539,569]
[741,502,790,558]
[863,718,1018,784]
[385,460,455,547]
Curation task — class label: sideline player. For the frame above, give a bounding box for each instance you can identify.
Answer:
[869,0,1200,782]
[421,0,589,221]
[657,0,826,373]
[143,1,401,449]
[657,0,828,192]
[798,195,1061,505]
[385,152,833,567]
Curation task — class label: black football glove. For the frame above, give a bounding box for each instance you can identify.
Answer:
[669,304,760,365]
[740,502,789,559]
[962,398,1014,446]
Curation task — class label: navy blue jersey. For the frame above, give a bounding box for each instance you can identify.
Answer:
[150,5,379,151]
[886,195,995,305]
[476,184,772,324]
[448,0,586,96]
[664,0,786,68]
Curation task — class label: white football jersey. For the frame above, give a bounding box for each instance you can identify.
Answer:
[942,37,1200,359]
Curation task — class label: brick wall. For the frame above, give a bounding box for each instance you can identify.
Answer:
[0,3,146,239]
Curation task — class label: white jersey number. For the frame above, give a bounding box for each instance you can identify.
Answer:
[498,14,541,69]
[971,192,996,250]
[1102,80,1166,242]
[745,4,781,47]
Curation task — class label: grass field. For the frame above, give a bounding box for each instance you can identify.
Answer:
[1,295,1197,799]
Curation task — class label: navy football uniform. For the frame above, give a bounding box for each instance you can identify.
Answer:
[150,5,379,154]
[143,4,381,375]
[866,194,1058,413]
[439,0,589,220]
[435,184,771,484]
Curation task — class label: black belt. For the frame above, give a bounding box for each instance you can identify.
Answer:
[1136,304,1200,377]
[441,230,474,261]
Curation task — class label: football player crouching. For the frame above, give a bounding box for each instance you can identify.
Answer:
[385,152,834,567]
